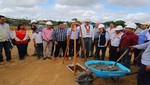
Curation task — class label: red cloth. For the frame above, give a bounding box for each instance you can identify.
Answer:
[15,30,28,44]
[119,32,138,52]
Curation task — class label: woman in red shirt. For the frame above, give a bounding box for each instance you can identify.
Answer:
[14,24,28,60]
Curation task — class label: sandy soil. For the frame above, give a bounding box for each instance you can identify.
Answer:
[0,30,137,85]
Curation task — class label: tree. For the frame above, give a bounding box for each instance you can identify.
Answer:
[115,20,125,27]
[72,18,78,22]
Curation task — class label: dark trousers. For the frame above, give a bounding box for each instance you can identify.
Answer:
[94,46,106,60]
[91,39,98,56]
[36,43,43,58]
[120,47,131,69]
[109,46,120,61]
[54,41,66,57]
[137,64,150,85]
[69,39,78,57]
[51,41,54,55]
[0,41,12,62]
[16,44,26,59]
[24,43,28,55]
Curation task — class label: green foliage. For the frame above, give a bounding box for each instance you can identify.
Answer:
[115,20,125,27]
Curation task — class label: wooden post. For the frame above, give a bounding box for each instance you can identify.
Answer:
[74,25,77,76]
[62,28,72,64]
[79,26,86,61]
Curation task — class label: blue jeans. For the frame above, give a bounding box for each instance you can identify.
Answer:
[16,44,26,59]
[81,38,92,58]
[94,46,106,60]
[0,41,12,62]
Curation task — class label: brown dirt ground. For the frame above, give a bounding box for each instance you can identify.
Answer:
[0,30,138,85]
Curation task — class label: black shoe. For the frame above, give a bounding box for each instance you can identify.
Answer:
[32,54,37,56]
[37,57,41,60]
[43,57,47,60]
[59,55,62,58]
[47,57,52,60]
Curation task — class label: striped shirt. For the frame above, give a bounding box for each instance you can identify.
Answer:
[52,28,67,41]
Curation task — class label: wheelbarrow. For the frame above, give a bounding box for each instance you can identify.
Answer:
[76,60,137,85]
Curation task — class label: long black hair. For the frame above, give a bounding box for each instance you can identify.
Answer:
[17,24,25,30]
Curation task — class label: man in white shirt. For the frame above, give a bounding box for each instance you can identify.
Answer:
[79,19,94,58]
[91,22,101,57]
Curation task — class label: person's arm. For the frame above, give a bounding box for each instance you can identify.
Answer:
[32,34,36,47]
[7,24,13,39]
[42,29,47,41]
[91,26,94,41]
[52,29,58,45]
[133,41,149,50]
[23,30,29,41]
[130,34,138,52]
[14,31,20,41]
[104,32,109,47]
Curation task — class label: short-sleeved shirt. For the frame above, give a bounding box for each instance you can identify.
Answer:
[67,28,80,40]
[32,32,42,44]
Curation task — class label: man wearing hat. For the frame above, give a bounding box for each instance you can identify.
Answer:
[79,19,94,58]
[109,25,124,61]
[145,27,150,42]
[42,21,54,60]
[138,22,149,44]
[118,23,138,68]
[134,22,149,65]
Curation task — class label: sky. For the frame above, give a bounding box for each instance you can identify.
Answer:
[0,0,150,23]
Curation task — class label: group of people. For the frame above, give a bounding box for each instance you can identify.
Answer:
[0,15,150,85]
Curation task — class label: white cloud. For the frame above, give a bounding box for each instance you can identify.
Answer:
[108,0,150,7]
[56,0,104,6]
[0,0,48,7]
[0,0,149,23]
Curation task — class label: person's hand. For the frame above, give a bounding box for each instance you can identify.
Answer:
[54,41,58,45]
[129,46,135,50]
[128,52,133,56]
[34,44,37,47]
[20,40,23,42]
[117,48,120,52]
[104,44,107,47]
[146,66,150,71]
[92,40,94,44]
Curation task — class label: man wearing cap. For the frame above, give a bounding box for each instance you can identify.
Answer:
[79,19,94,58]
[109,25,124,61]
[118,23,138,68]
[52,22,67,61]
[0,15,15,65]
[42,21,53,60]
[133,22,149,65]
[145,27,150,41]
[138,23,149,44]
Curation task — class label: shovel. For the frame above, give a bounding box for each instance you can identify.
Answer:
[108,48,129,69]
